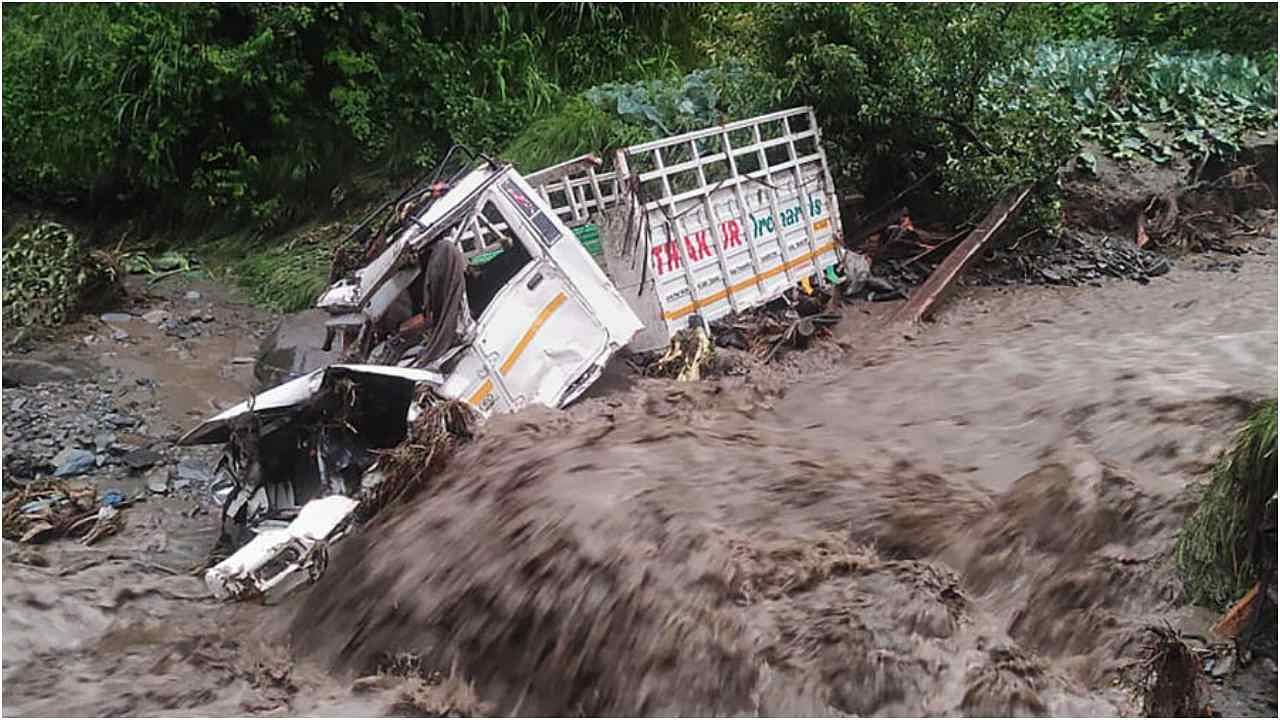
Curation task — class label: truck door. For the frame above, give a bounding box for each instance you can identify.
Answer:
[439,170,641,414]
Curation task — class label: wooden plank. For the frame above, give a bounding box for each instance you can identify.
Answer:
[1212,581,1261,639]
[891,184,1033,326]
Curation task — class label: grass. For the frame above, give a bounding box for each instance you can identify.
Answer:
[1174,398,1278,610]
[502,95,650,171]
[199,228,336,313]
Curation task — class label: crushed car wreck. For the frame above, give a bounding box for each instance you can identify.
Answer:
[179,107,866,600]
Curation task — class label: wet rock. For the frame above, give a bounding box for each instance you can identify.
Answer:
[52,447,95,477]
[111,329,130,342]
[146,467,170,494]
[94,432,118,452]
[948,231,1181,290]
[122,448,163,470]
[161,319,200,340]
[141,309,170,325]
[4,453,44,479]
[104,413,138,428]
[1,359,84,388]
[100,312,133,324]
[175,459,212,488]
[110,441,141,456]
[110,433,149,455]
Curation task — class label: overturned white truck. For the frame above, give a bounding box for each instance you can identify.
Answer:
[179,107,858,600]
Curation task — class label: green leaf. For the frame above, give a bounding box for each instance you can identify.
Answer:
[1077,151,1099,176]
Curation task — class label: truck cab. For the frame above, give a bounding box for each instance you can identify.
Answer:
[315,161,643,415]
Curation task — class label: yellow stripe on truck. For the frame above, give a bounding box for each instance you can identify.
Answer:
[501,292,567,374]
[661,240,838,322]
[466,291,568,407]
[467,379,494,407]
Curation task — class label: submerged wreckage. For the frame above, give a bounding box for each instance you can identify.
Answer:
[179,107,862,600]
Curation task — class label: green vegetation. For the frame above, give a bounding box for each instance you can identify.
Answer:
[1,222,122,330]
[1022,42,1276,167]
[1176,400,1278,610]
[208,234,335,314]
[2,3,697,226]
[2,3,1276,315]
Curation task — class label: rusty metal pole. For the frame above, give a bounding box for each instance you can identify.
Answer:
[890,183,1033,327]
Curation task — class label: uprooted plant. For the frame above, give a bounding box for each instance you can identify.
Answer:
[358,389,479,521]
[1134,623,1209,717]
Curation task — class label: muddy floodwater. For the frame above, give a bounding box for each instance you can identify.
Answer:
[3,244,1277,715]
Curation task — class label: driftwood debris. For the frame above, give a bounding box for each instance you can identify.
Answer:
[1212,582,1262,639]
[891,184,1033,326]
[1137,624,1209,717]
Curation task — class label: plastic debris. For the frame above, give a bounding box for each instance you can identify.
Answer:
[80,505,125,545]
[52,447,96,477]
[650,326,714,382]
[101,489,127,508]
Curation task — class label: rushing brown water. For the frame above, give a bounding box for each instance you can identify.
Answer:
[290,247,1277,715]
[3,243,1276,715]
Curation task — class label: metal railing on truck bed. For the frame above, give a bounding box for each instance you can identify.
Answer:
[513,107,848,351]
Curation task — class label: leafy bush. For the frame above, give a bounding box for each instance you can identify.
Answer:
[3,2,1274,269]
[503,97,650,172]
[503,65,783,172]
[1049,2,1278,65]
[1018,41,1277,166]
[749,3,1070,223]
[2,222,123,329]
[1,4,701,229]
[733,3,1275,230]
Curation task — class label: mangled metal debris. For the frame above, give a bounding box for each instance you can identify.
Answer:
[180,108,867,601]
[205,495,358,601]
